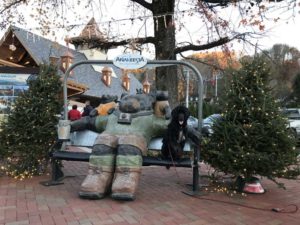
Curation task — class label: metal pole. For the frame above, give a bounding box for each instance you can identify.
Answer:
[185,69,190,108]
[203,80,207,99]
[192,145,200,192]
[215,74,218,98]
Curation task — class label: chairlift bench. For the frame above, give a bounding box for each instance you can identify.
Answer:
[42,130,195,186]
[43,58,204,193]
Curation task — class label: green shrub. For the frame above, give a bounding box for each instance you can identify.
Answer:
[202,57,299,184]
[0,64,62,179]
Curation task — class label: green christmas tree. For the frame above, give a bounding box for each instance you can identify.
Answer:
[0,64,62,179]
[202,57,299,184]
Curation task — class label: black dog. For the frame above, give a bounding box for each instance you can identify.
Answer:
[161,105,191,160]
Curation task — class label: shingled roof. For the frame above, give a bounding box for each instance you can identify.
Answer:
[75,18,106,42]
[69,17,111,52]
[1,25,142,101]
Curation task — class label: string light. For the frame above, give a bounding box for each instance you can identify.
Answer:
[9,33,17,51]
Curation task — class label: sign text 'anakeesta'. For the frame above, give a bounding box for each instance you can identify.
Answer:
[113,54,147,69]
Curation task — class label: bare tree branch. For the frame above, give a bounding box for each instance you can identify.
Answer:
[180,53,224,71]
[174,33,247,54]
[130,0,153,11]
[0,0,25,14]
[89,36,156,49]
[202,0,284,4]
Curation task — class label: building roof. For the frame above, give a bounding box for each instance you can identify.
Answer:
[74,18,106,41]
[0,59,24,67]
[0,26,142,101]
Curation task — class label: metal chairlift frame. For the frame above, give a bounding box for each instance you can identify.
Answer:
[46,59,204,195]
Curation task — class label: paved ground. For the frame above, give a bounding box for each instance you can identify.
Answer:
[0,158,300,225]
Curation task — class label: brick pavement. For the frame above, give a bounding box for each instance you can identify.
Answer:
[0,160,299,225]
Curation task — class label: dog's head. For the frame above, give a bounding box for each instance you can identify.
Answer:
[171,105,190,128]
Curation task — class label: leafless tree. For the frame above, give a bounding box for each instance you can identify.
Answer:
[0,0,298,106]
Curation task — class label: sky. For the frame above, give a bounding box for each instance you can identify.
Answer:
[1,1,300,59]
[237,15,300,54]
[105,2,300,59]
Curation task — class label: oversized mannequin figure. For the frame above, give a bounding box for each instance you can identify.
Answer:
[71,92,171,200]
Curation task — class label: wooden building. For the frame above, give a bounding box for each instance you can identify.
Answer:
[0,19,142,113]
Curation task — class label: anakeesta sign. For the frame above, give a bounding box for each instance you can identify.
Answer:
[113,54,147,69]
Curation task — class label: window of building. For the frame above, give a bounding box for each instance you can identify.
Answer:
[0,74,30,114]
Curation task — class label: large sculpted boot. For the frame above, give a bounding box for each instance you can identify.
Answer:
[111,145,143,201]
[79,144,116,199]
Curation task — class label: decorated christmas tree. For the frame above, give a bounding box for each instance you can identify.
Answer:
[202,57,299,186]
[0,64,62,179]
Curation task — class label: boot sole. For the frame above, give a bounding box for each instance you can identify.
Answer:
[111,193,135,201]
[78,191,105,200]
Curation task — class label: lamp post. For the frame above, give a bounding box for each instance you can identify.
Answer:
[60,51,74,74]
[101,66,112,86]
[184,69,190,108]
[214,73,223,100]
[49,55,59,66]
[60,37,74,75]
[49,45,59,66]
[142,74,151,94]
[214,73,218,98]
[122,70,130,91]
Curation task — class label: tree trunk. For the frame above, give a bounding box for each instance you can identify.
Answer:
[152,0,178,108]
